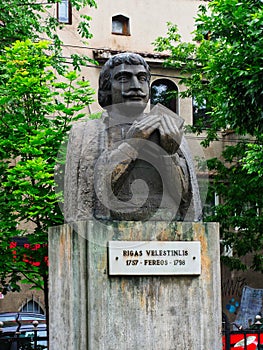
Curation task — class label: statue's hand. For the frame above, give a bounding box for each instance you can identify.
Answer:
[159,114,183,154]
[127,113,183,155]
[126,114,161,140]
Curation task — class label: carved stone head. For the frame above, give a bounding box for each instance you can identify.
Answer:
[98,53,151,115]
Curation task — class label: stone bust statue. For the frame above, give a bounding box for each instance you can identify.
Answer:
[64,53,202,222]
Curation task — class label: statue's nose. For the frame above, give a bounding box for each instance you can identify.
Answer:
[130,76,140,89]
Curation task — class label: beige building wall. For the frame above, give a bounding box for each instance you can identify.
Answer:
[57,0,205,51]
[87,0,202,51]
[47,0,210,118]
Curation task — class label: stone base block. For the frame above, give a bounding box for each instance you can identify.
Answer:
[49,221,221,350]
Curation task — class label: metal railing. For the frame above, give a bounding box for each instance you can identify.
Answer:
[0,320,48,350]
[222,313,263,350]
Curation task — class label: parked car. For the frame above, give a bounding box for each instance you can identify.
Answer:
[0,312,47,350]
[0,312,45,324]
[222,332,263,349]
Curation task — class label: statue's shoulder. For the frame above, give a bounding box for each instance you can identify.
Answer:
[70,118,105,135]
[68,118,105,145]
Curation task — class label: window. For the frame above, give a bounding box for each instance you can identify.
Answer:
[202,188,219,218]
[57,0,72,24]
[151,79,178,114]
[20,299,45,314]
[112,15,130,36]
[192,97,211,128]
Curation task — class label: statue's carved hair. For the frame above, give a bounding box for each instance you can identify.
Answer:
[98,53,151,108]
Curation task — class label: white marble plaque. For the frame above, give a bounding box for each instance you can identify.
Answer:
[108,241,201,276]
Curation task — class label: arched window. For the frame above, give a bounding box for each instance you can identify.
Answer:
[112,15,130,36]
[150,79,178,114]
[20,299,45,315]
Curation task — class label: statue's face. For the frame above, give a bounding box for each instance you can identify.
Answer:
[111,64,150,115]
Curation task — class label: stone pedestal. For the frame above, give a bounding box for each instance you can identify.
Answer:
[49,221,221,350]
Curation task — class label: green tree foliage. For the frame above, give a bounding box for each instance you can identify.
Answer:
[0,0,97,69]
[0,0,96,313]
[154,0,263,271]
[0,35,94,320]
